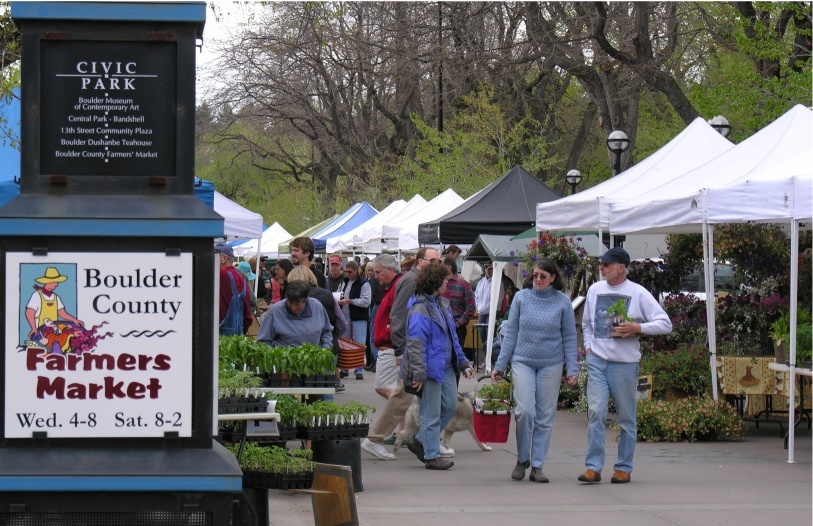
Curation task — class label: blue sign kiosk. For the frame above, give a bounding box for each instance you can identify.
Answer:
[0,2,243,524]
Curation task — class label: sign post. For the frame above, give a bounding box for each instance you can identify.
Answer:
[0,3,239,524]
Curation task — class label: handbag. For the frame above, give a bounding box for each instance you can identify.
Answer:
[337,336,366,370]
[403,378,422,398]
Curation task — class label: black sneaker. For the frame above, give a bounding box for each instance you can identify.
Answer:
[335,381,346,392]
[355,373,364,380]
[406,437,425,463]
[425,458,454,470]
[340,370,349,378]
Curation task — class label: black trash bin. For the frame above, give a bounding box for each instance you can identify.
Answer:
[311,438,363,492]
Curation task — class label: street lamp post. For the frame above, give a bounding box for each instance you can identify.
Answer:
[606,130,630,176]
[708,115,731,137]
[565,169,582,195]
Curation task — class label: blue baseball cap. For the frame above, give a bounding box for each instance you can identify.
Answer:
[214,242,234,257]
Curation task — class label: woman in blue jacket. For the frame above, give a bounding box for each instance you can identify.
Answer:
[492,258,578,483]
[402,262,473,470]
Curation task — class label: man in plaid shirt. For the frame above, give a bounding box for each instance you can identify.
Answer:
[442,256,476,377]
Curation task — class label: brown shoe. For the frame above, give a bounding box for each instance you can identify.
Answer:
[578,469,601,483]
[611,470,631,483]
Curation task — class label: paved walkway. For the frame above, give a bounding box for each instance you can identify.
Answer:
[267,373,812,526]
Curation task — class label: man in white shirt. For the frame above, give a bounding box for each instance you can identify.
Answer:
[578,247,672,485]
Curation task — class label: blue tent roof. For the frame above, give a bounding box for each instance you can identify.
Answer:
[0,89,21,208]
[311,201,379,250]
[0,89,215,209]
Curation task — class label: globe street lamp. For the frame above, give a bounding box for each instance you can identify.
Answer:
[565,169,582,195]
[708,115,731,138]
[606,130,630,176]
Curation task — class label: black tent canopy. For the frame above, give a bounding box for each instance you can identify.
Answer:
[418,165,561,244]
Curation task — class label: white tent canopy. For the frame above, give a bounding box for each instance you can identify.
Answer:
[232,222,293,259]
[610,105,813,235]
[707,148,813,226]
[536,117,734,233]
[396,189,464,251]
[214,191,264,241]
[325,199,408,253]
[706,147,813,464]
[360,194,428,253]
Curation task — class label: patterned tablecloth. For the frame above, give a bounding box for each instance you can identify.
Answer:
[715,356,811,416]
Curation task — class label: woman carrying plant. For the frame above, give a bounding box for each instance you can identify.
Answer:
[492,258,578,483]
[402,262,474,470]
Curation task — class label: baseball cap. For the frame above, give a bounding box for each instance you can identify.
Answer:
[329,256,342,265]
[214,243,234,257]
[599,247,630,267]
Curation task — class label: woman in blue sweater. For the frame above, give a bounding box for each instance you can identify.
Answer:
[492,258,578,483]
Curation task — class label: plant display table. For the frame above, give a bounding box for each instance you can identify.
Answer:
[716,356,812,435]
[767,362,813,450]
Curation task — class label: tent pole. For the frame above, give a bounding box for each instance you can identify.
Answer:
[787,219,799,463]
[485,261,506,373]
[703,222,719,401]
[253,246,261,299]
[597,227,604,282]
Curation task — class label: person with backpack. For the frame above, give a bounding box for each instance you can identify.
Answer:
[216,243,252,336]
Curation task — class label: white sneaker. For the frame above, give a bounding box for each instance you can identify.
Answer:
[439,443,455,458]
[362,438,395,460]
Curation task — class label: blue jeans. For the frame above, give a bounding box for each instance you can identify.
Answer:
[343,319,367,375]
[585,353,639,474]
[418,366,457,461]
[511,361,562,469]
[368,304,380,362]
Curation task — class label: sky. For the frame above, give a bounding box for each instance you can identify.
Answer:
[195,1,258,101]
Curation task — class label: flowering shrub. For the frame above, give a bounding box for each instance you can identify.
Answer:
[639,346,711,398]
[558,349,586,410]
[636,397,743,442]
[715,292,788,354]
[514,231,590,290]
[627,258,679,298]
[715,223,790,290]
[663,233,703,285]
[648,293,708,352]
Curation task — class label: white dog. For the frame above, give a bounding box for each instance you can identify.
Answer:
[394,392,492,453]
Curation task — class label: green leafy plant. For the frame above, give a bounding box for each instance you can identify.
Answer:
[772,308,813,367]
[294,400,376,427]
[481,399,511,412]
[606,299,632,322]
[635,397,743,442]
[219,335,267,371]
[225,443,314,474]
[217,369,263,398]
[478,378,512,402]
[272,395,304,426]
[639,346,711,398]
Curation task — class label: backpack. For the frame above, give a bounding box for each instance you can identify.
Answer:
[219,270,245,336]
